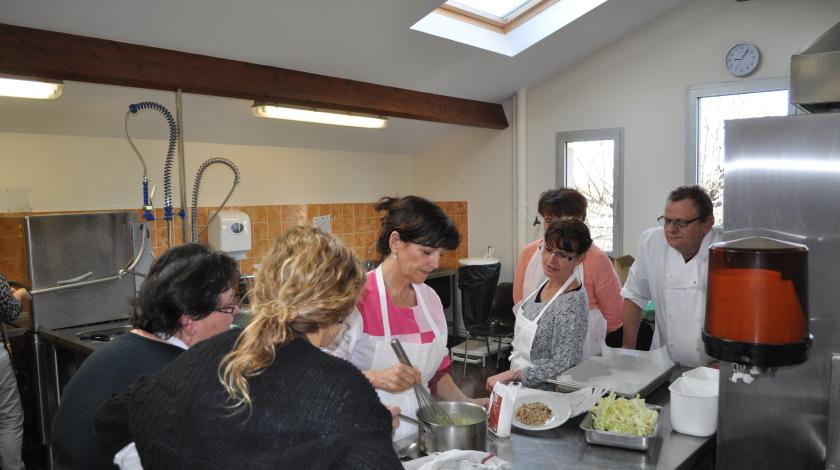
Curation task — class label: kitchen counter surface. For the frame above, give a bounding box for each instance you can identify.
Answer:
[39,319,132,356]
[487,368,714,469]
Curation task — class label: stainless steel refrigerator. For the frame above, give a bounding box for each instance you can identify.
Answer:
[717,110,840,469]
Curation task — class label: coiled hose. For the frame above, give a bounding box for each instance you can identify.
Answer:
[125,101,179,221]
[191,157,240,242]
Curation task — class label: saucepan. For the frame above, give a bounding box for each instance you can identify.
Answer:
[398,401,487,455]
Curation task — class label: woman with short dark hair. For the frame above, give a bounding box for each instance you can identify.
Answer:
[52,243,238,470]
[329,195,485,444]
[96,227,401,469]
[487,219,592,390]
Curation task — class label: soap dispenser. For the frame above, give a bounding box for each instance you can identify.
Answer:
[208,210,252,260]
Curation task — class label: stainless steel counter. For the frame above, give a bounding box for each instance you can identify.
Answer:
[487,369,714,469]
[38,320,131,356]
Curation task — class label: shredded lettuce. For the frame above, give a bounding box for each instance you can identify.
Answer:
[590,392,658,436]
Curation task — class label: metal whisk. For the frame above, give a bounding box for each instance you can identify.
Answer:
[390,339,453,426]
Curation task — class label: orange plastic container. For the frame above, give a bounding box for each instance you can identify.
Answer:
[703,237,809,367]
[706,268,805,343]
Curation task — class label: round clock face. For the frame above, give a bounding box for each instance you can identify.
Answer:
[725,43,760,77]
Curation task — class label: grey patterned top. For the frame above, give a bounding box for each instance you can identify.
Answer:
[0,273,22,324]
[519,281,588,388]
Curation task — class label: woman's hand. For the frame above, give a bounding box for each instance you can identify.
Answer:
[11,288,31,302]
[471,397,490,409]
[485,369,517,392]
[386,405,401,433]
[366,364,421,393]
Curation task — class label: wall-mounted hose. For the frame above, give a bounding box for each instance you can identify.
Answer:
[125,101,179,221]
[191,157,240,242]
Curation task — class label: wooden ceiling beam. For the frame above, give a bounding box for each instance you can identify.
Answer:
[0,23,508,129]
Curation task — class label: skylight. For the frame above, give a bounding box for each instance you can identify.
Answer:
[413,0,608,57]
[445,0,537,23]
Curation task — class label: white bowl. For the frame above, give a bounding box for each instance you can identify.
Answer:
[669,377,718,437]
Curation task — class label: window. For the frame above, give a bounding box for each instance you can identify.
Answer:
[686,78,791,223]
[556,128,623,256]
[412,0,608,57]
[442,0,547,28]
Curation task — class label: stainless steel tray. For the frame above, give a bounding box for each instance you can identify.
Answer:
[579,404,661,451]
[549,364,675,398]
[546,358,676,398]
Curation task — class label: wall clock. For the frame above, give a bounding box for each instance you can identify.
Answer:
[725,43,760,77]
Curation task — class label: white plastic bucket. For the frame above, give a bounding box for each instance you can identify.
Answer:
[669,376,719,437]
[682,366,719,383]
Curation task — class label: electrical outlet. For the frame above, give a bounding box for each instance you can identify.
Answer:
[312,214,332,233]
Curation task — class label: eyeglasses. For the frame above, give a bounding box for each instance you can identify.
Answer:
[657,215,703,229]
[542,246,576,261]
[214,303,239,315]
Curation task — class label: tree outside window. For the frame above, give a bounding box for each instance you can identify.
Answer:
[566,140,614,252]
[697,90,789,223]
[557,128,623,256]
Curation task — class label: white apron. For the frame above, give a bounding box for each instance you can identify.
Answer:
[509,265,581,371]
[519,244,606,359]
[368,267,447,442]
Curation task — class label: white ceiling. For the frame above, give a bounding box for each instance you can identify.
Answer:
[0,0,689,154]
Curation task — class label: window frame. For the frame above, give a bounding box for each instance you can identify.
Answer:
[684,77,791,184]
[555,127,624,257]
[441,0,558,32]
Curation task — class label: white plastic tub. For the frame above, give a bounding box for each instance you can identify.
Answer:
[682,366,720,383]
[669,376,719,437]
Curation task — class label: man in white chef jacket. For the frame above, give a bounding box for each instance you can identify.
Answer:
[621,185,722,367]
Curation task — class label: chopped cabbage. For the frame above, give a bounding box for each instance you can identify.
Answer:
[590,392,658,437]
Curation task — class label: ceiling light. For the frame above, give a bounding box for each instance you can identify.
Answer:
[252,103,388,129]
[0,77,63,100]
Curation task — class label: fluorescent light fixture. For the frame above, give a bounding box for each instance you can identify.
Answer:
[0,77,63,100]
[252,103,388,129]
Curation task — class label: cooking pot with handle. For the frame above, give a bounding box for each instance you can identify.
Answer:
[398,401,487,455]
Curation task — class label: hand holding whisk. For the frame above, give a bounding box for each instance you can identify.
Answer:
[390,339,453,426]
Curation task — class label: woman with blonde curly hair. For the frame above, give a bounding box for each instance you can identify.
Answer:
[96,227,402,470]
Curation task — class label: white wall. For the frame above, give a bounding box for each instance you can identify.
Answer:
[5,0,836,271]
[527,0,840,257]
[413,102,515,281]
[0,132,414,211]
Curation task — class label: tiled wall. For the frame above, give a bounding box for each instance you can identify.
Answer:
[0,200,469,288]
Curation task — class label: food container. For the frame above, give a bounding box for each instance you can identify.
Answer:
[682,366,719,383]
[669,377,718,437]
[398,401,487,455]
[579,404,661,451]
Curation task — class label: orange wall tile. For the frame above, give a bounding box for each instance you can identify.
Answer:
[0,200,469,278]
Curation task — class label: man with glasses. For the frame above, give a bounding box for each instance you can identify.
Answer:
[621,185,722,367]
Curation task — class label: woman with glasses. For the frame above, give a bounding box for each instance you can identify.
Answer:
[52,243,238,470]
[96,227,402,469]
[513,188,623,353]
[486,218,592,391]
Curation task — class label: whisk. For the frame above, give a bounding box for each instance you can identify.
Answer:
[390,339,454,426]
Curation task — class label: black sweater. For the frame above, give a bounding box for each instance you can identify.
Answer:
[96,330,402,470]
[52,332,183,470]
